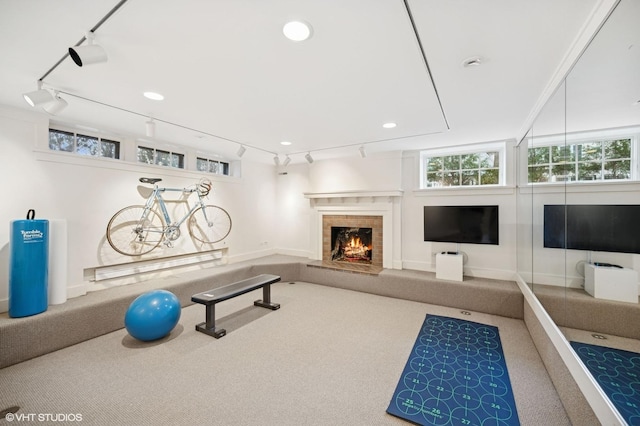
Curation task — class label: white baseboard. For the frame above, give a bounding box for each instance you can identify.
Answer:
[402,260,435,273]
[273,248,313,259]
[91,250,226,281]
[227,248,278,263]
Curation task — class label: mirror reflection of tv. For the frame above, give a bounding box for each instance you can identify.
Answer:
[544,205,640,254]
[423,205,499,245]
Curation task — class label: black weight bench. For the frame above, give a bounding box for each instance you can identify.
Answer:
[191,274,281,338]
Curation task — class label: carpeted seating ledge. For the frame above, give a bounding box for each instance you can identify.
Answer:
[0,255,523,368]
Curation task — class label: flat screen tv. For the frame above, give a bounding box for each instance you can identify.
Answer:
[423,205,499,245]
[544,204,640,254]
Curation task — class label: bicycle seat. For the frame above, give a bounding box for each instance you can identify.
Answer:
[139,177,162,184]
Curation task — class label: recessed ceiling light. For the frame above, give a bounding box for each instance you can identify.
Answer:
[280,141,292,146]
[283,21,312,42]
[383,122,397,129]
[143,91,164,101]
[462,56,483,67]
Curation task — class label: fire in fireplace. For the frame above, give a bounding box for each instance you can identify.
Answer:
[331,227,373,264]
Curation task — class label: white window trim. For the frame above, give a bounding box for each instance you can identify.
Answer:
[419,141,507,189]
[42,124,241,179]
[49,126,123,159]
[526,127,639,184]
[196,156,231,176]
[136,141,186,169]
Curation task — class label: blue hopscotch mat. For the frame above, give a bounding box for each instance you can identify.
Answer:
[387,314,520,425]
[570,341,640,425]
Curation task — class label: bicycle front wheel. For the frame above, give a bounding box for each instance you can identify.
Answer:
[106,205,165,256]
[188,205,232,244]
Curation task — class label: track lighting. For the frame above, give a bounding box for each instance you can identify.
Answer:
[145,119,155,138]
[42,92,68,115]
[283,155,291,167]
[274,155,280,166]
[359,146,367,158]
[69,31,108,67]
[23,81,54,107]
[305,152,314,164]
[237,145,246,157]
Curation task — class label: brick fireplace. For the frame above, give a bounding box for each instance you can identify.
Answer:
[305,190,402,271]
[322,215,383,268]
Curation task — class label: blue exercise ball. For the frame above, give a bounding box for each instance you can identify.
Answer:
[125,290,181,341]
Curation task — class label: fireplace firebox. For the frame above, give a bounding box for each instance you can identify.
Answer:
[331,227,373,264]
[322,214,383,269]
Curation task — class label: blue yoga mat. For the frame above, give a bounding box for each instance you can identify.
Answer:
[571,341,640,425]
[387,314,520,425]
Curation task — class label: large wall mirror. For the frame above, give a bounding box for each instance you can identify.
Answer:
[517,0,640,421]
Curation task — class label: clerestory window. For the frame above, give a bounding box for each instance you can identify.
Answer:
[49,129,120,159]
[420,143,505,188]
[528,138,632,183]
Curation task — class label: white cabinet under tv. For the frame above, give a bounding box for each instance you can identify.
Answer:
[436,252,464,282]
[584,263,639,303]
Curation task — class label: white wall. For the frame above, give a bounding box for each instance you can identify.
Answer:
[308,151,403,193]
[400,151,517,280]
[0,106,279,311]
[274,164,312,258]
[1,102,526,313]
[277,147,518,281]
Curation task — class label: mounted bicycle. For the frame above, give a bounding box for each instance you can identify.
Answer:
[106,177,232,256]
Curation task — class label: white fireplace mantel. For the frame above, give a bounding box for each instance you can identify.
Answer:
[306,190,403,269]
[304,190,403,200]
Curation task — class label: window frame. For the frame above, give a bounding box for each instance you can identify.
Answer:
[137,145,185,169]
[419,142,507,189]
[48,128,121,160]
[196,157,230,176]
[527,130,637,185]
[47,125,237,177]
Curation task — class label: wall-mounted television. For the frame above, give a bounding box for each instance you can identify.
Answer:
[423,205,499,245]
[544,204,640,254]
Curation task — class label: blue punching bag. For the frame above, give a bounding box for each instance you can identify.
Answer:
[9,209,49,318]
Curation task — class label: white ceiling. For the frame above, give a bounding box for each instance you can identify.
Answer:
[0,0,606,164]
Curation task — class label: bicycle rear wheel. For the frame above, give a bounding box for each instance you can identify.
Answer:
[188,205,232,244]
[106,205,165,256]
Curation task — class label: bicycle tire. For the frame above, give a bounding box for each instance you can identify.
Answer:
[188,205,232,244]
[106,205,165,256]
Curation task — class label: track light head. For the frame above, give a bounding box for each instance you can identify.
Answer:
[274,155,280,166]
[283,155,291,167]
[305,152,314,164]
[42,92,68,115]
[23,81,54,107]
[69,32,107,67]
[359,146,367,158]
[237,145,246,157]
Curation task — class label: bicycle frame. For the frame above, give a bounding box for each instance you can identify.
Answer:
[106,177,230,256]
[141,184,211,238]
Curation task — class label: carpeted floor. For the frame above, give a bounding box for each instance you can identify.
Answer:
[0,282,570,425]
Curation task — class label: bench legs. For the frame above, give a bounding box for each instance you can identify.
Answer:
[195,304,227,338]
[254,284,281,310]
[195,284,280,339]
